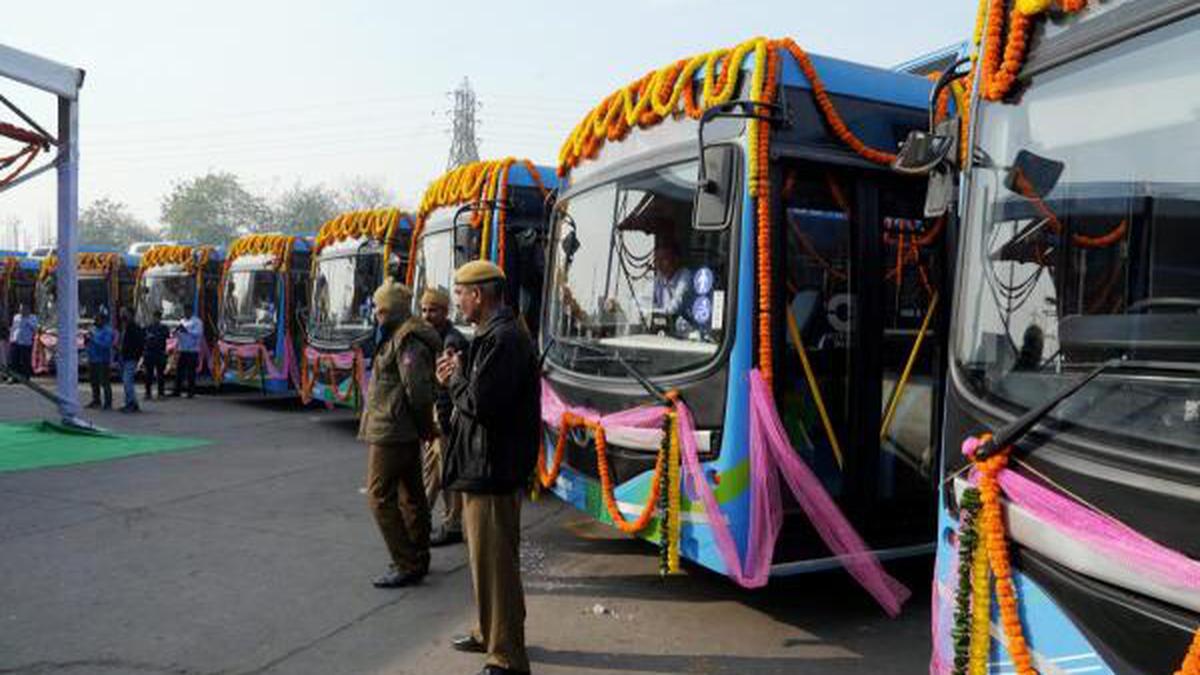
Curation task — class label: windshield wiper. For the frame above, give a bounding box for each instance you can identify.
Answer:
[973,358,1200,461]
[542,335,670,404]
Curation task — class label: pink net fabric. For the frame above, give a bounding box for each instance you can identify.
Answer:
[540,370,911,616]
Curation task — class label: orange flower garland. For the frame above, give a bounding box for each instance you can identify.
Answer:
[541,411,668,535]
[406,158,549,285]
[1177,628,1200,675]
[975,0,1091,102]
[975,449,1037,675]
[224,233,296,271]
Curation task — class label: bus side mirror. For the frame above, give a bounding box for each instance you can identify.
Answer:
[694,145,734,230]
[894,118,960,218]
[1005,149,1064,199]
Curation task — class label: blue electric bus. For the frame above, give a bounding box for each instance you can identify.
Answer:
[216,234,312,394]
[408,158,558,338]
[303,208,413,409]
[539,36,945,598]
[899,2,1200,672]
[35,249,140,373]
[134,244,225,381]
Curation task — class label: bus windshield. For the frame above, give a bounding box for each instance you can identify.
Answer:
[38,274,112,328]
[546,160,732,377]
[412,226,469,328]
[221,269,278,338]
[138,273,194,326]
[955,15,1200,452]
[309,251,382,344]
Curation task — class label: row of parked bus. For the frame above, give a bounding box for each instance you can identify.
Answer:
[4,4,1197,672]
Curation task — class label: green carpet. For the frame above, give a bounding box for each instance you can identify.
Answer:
[0,421,209,473]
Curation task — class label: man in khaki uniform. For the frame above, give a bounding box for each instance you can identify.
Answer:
[358,281,441,588]
[437,261,539,675]
[420,287,469,546]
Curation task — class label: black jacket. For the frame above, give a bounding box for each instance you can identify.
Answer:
[144,323,169,359]
[435,322,469,435]
[120,323,145,361]
[443,307,540,494]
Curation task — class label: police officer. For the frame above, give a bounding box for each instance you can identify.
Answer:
[359,281,441,588]
[438,261,539,675]
[420,286,469,546]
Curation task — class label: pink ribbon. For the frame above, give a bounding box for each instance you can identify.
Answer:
[962,438,1200,599]
[541,369,911,615]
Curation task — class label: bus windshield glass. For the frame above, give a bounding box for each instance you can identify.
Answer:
[309,251,382,344]
[546,160,732,377]
[138,273,194,326]
[221,269,278,337]
[39,274,113,327]
[412,226,469,327]
[955,15,1200,452]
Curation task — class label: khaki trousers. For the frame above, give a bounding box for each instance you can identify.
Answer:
[422,436,462,531]
[463,491,529,672]
[366,442,431,576]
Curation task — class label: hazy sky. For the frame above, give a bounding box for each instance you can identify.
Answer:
[0,0,974,246]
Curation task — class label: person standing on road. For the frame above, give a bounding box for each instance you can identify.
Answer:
[172,305,202,398]
[86,311,115,410]
[143,310,169,399]
[420,286,469,547]
[118,308,145,413]
[358,280,441,589]
[7,303,36,382]
[438,260,539,675]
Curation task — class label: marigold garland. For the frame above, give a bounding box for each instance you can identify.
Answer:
[952,488,983,675]
[666,409,683,574]
[1177,628,1200,675]
[224,233,297,271]
[969,521,993,675]
[973,0,1091,102]
[314,208,411,285]
[406,158,549,285]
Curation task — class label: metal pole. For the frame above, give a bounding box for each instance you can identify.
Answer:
[54,94,79,419]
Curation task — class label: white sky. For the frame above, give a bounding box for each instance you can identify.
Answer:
[0,0,974,246]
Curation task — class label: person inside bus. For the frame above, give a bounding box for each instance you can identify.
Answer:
[1014,323,1045,371]
[653,235,694,334]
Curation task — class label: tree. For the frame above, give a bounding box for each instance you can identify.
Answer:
[339,176,395,212]
[272,182,341,236]
[79,198,158,250]
[160,172,271,245]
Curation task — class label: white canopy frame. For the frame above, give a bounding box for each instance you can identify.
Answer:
[0,43,85,421]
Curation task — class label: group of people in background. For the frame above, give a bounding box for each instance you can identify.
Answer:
[358,261,539,675]
[82,305,204,411]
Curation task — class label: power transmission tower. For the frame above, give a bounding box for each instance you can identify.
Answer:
[446,77,480,170]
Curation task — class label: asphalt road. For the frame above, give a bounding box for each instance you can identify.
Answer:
[0,381,933,674]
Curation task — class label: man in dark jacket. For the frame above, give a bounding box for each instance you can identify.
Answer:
[119,308,145,412]
[438,260,538,675]
[143,311,169,399]
[419,286,469,546]
[358,280,441,589]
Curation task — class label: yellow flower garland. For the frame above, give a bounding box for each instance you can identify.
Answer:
[225,233,297,272]
[406,158,549,285]
[968,537,992,675]
[666,409,683,574]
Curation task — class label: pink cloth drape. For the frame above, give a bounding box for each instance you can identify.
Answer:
[218,339,297,383]
[303,346,368,408]
[541,369,911,616]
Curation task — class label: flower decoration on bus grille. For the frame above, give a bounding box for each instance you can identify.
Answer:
[406,158,549,283]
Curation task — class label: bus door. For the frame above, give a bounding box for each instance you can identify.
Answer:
[778,159,942,556]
